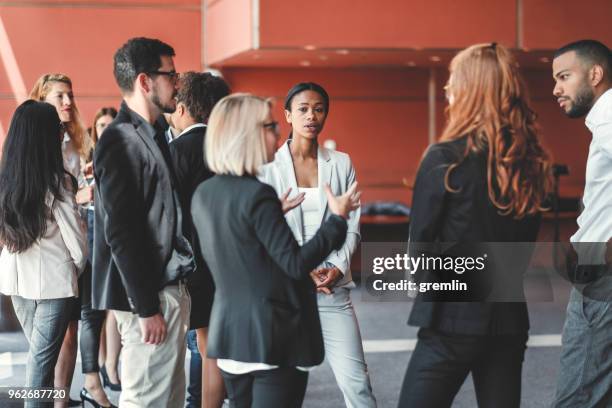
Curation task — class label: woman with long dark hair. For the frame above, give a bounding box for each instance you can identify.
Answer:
[398,43,552,408]
[0,100,87,407]
[259,82,377,407]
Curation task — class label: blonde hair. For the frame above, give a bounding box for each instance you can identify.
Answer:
[206,93,271,176]
[440,43,552,218]
[29,73,92,159]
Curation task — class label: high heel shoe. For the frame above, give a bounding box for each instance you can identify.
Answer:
[80,388,117,408]
[100,365,122,391]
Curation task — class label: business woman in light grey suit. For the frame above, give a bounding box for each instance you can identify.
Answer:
[259,82,376,408]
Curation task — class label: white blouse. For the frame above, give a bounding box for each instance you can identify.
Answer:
[298,187,320,243]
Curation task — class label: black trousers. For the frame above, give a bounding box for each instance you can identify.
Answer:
[221,367,308,408]
[79,265,106,374]
[398,328,528,408]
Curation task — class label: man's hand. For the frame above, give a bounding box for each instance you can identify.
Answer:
[280,188,305,214]
[138,313,167,345]
[75,185,94,205]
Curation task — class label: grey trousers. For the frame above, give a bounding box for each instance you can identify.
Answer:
[11,296,74,408]
[114,283,191,408]
[553,279,612,407]
[318,287,377,408]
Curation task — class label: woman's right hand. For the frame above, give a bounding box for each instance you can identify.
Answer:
[325,182,361,219]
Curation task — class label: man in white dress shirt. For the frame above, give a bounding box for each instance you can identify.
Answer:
[551,39,612,408]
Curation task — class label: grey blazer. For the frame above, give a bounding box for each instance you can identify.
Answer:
[259,141,360,287]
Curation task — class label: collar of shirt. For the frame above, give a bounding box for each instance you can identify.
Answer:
[178,123,206,137]
[585,88,612,133]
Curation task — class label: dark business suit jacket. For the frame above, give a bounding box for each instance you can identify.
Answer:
[192,174,347,366]
[169,125,215,328]
[408,138,540,335]
[92,102,177,317]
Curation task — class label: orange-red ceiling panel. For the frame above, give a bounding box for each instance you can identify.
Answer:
[522,0,612,49]
[258,0,517,49]
[205,0,253,65]
[12,1,200,6]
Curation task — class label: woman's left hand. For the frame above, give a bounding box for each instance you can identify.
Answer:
[280,187,305,214]
[311,267,343,294]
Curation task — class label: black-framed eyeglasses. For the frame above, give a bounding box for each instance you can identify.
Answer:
[146,70,179,81]
[263,121,279,134]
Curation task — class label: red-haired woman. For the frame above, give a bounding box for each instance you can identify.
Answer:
[398,43,552,408]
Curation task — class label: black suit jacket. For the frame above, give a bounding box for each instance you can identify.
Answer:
[169,125,216,328]
[192,174,347,366]
[408,138,540,335]
[92,102,177,317]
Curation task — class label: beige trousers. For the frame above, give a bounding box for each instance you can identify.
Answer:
[114,282,191,408]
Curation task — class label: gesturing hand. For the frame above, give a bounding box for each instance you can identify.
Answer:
[139,313,167,345]
[325,182,361,219]
[280,188,306,214]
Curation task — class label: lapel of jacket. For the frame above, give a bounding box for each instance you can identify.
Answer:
[277,142,304,243]
[135,124,167,171]
[317,146,333,227]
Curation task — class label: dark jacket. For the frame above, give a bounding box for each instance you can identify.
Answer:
[408,138,540,335]
[192,174,347,366]
[169,125,216,328]
[92,102,177,317]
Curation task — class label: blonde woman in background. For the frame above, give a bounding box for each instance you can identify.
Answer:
[30,75,113,408]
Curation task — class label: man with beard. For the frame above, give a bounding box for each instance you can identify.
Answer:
[93,37,194,407]
[552,39,612,407]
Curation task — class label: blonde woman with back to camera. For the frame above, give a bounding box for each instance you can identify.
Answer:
[191,93,361,407]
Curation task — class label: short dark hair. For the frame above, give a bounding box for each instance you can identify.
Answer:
[0,101,68,252]
[284,82,330,112]
[554,40,612,81]
[113,37,175,93]
[176,72,230,123]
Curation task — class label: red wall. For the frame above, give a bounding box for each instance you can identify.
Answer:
[0,1,201,143]
[1,0,606,208]
[222,66,590,204]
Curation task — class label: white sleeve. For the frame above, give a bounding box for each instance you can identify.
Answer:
[593,123,612,158]
[325,157,360,274]
[53,192,88,275]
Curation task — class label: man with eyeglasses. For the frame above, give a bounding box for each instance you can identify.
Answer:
[92,37,195,408]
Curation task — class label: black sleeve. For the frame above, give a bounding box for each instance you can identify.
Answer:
[94,132,160,317]
[409,145,450,243]
[250,184,348,280]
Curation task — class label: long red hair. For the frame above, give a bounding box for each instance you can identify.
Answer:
[440,43,552,218]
